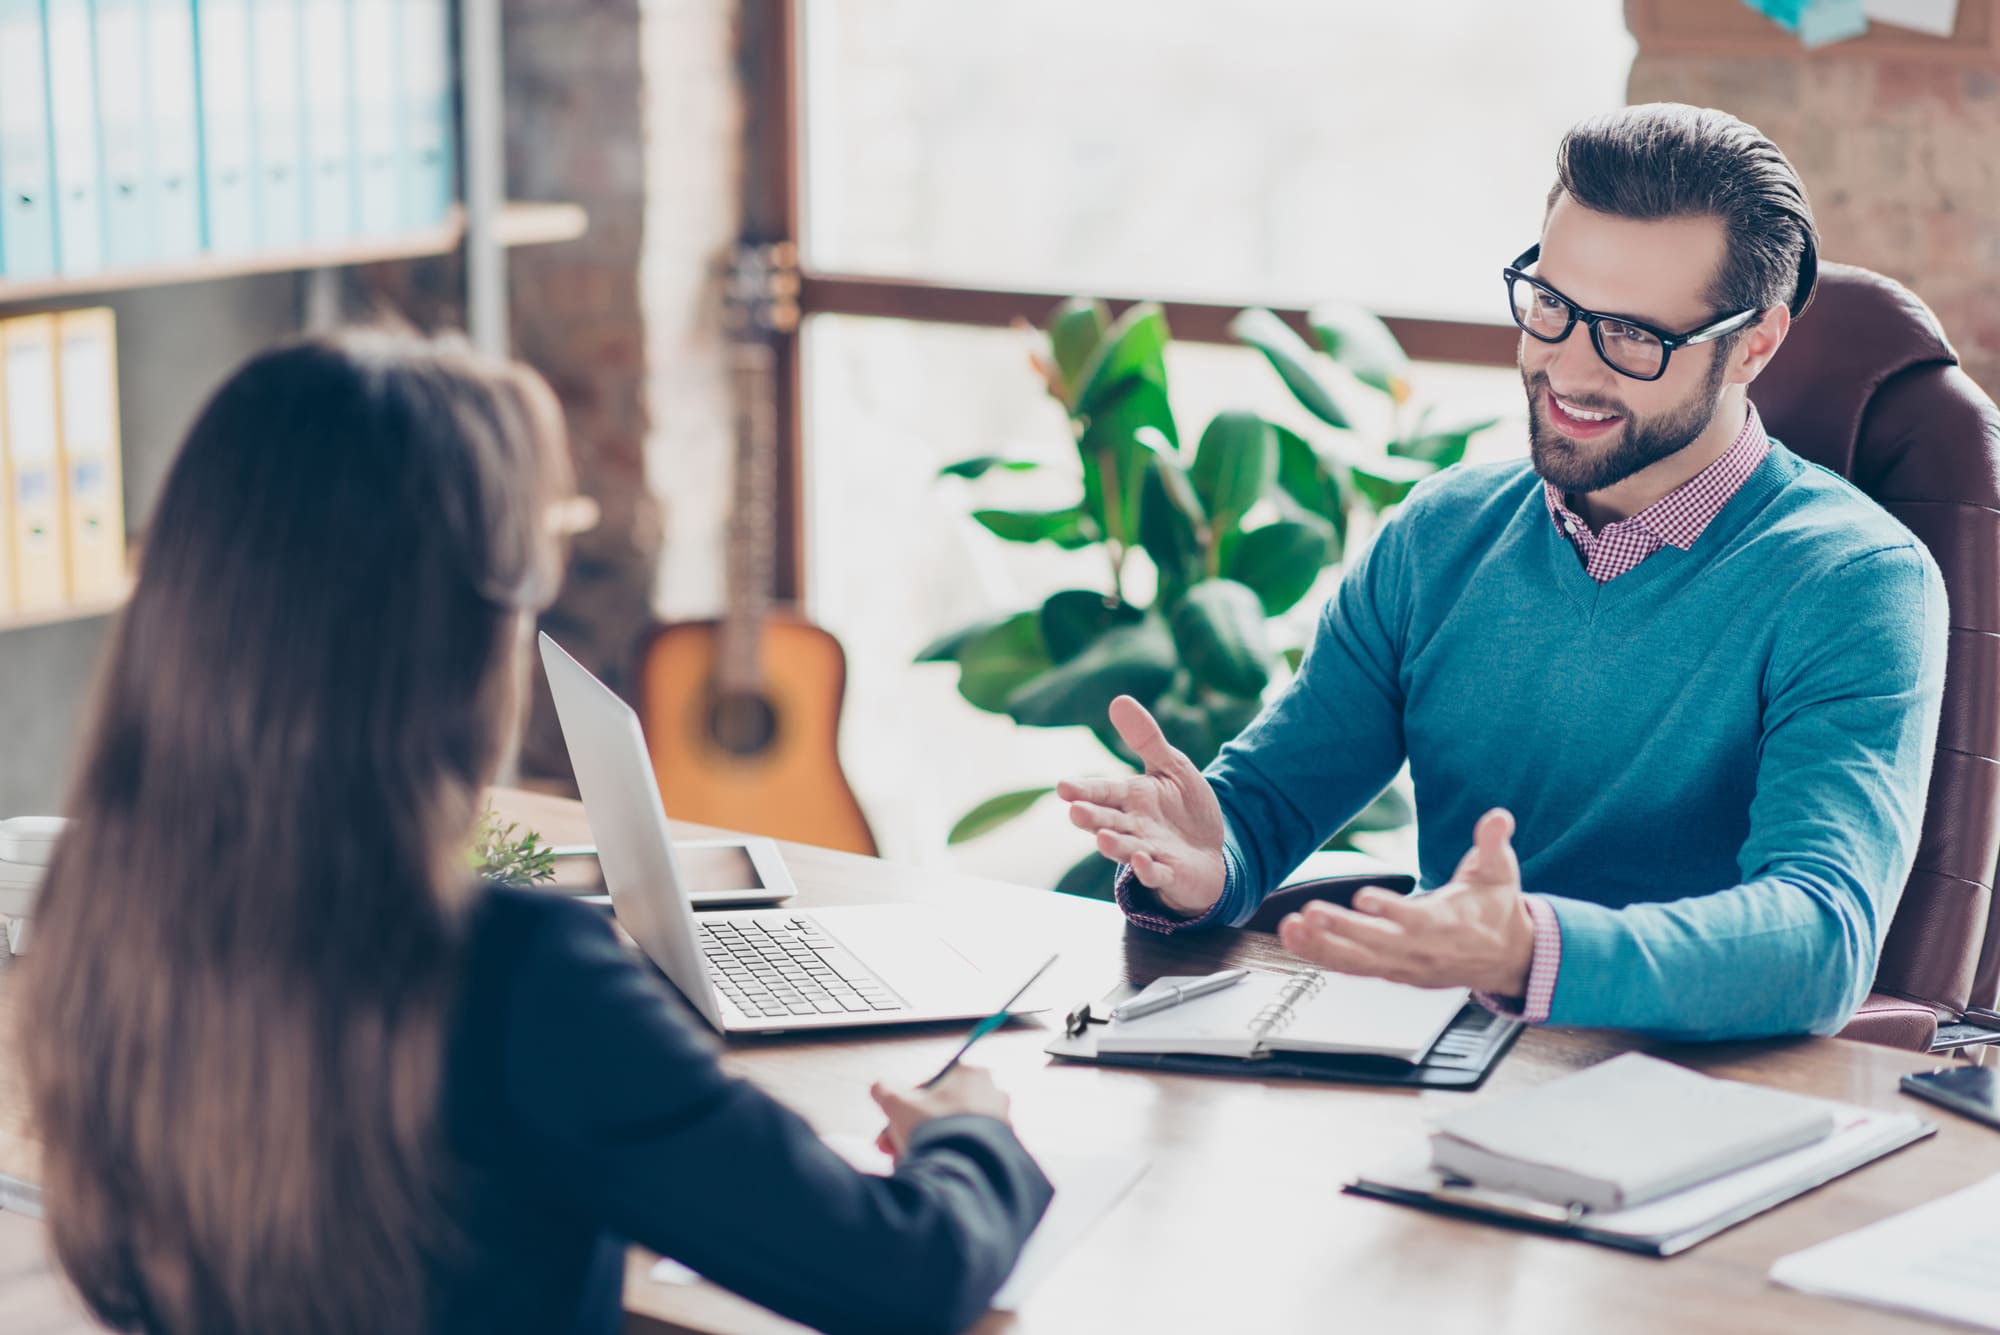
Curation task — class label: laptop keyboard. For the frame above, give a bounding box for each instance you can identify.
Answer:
[698,915,906,1019]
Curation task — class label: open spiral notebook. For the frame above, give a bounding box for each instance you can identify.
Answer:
[1094,967,1470,1064]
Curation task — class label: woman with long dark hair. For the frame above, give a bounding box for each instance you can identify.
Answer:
[19,330,1049,1335]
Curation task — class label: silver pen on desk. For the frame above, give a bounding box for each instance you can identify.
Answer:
[1109,967,1251,1022]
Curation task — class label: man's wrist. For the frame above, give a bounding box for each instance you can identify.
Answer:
[1116,859,1230,934]
[1487,895,1537,998]
[1473,896,1562,1024]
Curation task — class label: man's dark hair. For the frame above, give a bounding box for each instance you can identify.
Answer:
[1548,102,1818,323]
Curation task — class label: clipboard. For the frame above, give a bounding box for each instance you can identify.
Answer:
[1344,1107,1935,1257]
[1045,980,1523,1091]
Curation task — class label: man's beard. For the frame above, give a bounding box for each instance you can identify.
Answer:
[1522,352,1729,494]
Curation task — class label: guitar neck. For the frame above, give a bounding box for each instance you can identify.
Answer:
[718,243,795,693]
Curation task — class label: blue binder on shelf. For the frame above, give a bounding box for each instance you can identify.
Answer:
[46,0,105,275]
[0,0,58,278]
[193,0,256,254]
[147,0,202,260]
[95,0,155,270]
[400,0,454,229]
[351,0,401,236]
[249,0,305,249]
[300,0,355,242]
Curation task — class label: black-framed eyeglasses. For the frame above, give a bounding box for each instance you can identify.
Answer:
[1502,244,1761,382]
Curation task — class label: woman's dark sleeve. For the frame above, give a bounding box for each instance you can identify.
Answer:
[499,900,1052,1335]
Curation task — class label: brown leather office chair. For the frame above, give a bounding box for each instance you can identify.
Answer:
[1752,263,2000,1052]
[1250,264,2000,1053]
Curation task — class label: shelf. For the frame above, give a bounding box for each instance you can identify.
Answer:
[0,587,129,636]
[0,202,589,307]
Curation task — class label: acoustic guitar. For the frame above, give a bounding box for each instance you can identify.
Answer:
[637,242,877,855]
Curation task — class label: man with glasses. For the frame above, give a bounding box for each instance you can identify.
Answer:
[1060,103,1947,1041]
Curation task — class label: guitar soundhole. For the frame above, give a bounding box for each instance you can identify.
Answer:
[706,690,780,758]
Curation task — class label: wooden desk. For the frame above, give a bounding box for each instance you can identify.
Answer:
[3,787,1993,1334]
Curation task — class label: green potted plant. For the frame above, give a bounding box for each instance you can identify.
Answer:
[919,297,1495,898]
[468,801,558,886]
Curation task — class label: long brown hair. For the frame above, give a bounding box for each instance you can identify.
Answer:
[20,330,569,1335]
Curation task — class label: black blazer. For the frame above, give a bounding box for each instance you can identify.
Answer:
[431,887,1052,1335]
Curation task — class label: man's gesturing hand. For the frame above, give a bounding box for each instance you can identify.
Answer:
[1277,807,1536,998]
[1056,695,1228,918]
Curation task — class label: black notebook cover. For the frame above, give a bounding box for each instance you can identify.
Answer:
[1044,990,1523,1091]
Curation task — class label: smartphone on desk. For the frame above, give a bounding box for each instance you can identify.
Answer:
[1901,1065,2000,1130]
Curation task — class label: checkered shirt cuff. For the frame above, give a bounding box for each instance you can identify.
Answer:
[1474,895,1561,1024]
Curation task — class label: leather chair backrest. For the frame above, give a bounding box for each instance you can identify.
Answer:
[1750,263,2000,1017]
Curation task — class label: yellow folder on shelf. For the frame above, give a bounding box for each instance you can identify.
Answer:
[53,309,126,604]
[0,316,69,612]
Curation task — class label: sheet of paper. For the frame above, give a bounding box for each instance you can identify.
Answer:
[649,1135,1148,1313]
[1863,0,1957,35]
[1800,0,1871,46]
[1771,1171,2000,1329]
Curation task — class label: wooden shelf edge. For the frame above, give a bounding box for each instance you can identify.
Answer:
[492,202,591,249]
[0,202,591,308]
[0,588,129,636]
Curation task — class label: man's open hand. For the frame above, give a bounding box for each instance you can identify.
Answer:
[1277,808,1535,997]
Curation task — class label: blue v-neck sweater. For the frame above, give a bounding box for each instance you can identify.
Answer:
[1198,442,1947,1041]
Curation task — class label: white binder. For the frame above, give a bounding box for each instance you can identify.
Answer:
[300,0,356,241]
[148,0,204,259]
[46,0,105,274]
[250,0,306,248]
[195,0,257,253]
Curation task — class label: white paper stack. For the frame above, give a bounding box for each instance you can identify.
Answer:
[1772,1172,2000,1328]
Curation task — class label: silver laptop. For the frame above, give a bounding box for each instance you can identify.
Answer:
[539,632,1047,1033]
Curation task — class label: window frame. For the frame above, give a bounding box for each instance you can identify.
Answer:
[743,0,1519,601]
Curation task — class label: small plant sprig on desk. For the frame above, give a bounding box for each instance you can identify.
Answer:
[468,801,557,885]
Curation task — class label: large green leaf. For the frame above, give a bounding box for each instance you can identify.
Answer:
[1048,297,1110,403]
[1073,303,1170,416]
[947,787,1056,844]
[1005,618,1178,729]
[1169,579,1274,697]
[1079,376,1176,548]
[1226,516,1336,616]
[1349,457,1436,513]
[1041,589,1143,663]
[1229,308,1354,430]
[1343,782,1415,833]
[914,611,1015,664]
[1272,423,1347,556]
[973,507,1097,548]
[1189,411,1277,533]
[1151,685,1265,770]
[1054,852,1121,900]
[1388,410,1503,469]
[1149,689,1214,766]
[1307,302,1409,398]
[1089,718,1142,769]
[1324,784,1416,849]
[1138,459,1207,595]
[937,455,1043,480]
[952,612,1052,713]
[1205,692,1265,751]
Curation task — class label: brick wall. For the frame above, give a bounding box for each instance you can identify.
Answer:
[1627,2,2000,393]
[363,0,740,782]
[502,0,655,780]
